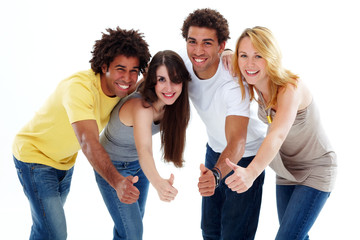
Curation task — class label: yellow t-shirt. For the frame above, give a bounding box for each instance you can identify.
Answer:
[12,69,120,170]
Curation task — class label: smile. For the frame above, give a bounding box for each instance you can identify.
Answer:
[163,92,176,98]
[117,83,130,90]
[246,70,259,76]
[193,57,206,63]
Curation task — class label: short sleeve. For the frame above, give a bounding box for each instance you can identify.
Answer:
[223,80,250,117]
[62,77,96,124]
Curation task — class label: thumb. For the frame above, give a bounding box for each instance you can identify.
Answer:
[200,163,207,174]
[132,176,139,184]
[226,158,238,171]
[168,173,175,185]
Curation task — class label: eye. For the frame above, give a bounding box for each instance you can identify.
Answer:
[158,76,165,82]
[240,54,247,58]
[255,55,262,59]
[204,42,212,46]
[130,69,139,75]
[187,39,196,45]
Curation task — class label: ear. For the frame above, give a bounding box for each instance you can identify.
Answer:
[101,64,108,74]
[218,41,226,55]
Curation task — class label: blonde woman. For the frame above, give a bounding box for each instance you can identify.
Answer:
[226,26,337,239]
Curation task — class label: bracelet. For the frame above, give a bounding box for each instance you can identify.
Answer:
[211,167,222,188]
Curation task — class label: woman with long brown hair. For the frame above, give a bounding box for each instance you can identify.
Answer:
[95,50,191,240]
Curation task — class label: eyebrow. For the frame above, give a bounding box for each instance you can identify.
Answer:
[239,50,259,54]
[114,64,140,70]
[187,37,215,42]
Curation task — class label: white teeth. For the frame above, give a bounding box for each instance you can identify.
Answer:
[247,70,258,74]
[117,84,129,89]
[194,58,204,63]
[164,93,174,97]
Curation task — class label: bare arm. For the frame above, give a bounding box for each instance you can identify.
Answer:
[225,85,301,193]
[72,120,139,203]
[198,115,249,196]
[132,102,178,202]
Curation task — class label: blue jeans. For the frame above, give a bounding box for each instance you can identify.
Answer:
[201,144,265,240]
[13,156,74,240]
[275,184,330,240]
[95,160,149,240]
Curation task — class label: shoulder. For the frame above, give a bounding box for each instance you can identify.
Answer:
[278,79,311,110]
[67,69,97,83]
[61,69,97,92]
[126,97,153,117]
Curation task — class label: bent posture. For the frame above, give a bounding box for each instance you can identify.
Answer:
[181,9,267,240]
[97,50,191,240]
[226,26,337,239]
[12,27,150,240]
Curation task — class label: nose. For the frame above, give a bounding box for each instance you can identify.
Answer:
[122,72,132,83]
[165,81,173,92]
[246,57,255,67]
[194,43,204,55]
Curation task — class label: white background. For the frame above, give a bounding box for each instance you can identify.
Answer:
[1,0,359,239]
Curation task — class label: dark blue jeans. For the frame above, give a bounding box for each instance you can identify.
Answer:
[201,144,265,240]
[275,185,330,240]
[13,156,74,240]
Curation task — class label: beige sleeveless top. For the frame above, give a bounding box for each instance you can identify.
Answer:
[258,99,337,192]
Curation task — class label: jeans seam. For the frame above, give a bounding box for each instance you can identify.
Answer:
[30,165,52,239]
[294,189,320,240]
[241,171,264,240]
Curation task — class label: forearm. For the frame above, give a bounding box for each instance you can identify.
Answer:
[215,141,245,179]
[247,133,283,178]
[138,152,162,186]
[80,138,124,189]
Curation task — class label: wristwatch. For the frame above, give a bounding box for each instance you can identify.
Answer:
[211,168,221,188]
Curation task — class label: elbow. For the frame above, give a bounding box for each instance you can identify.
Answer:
[268,132,287,150]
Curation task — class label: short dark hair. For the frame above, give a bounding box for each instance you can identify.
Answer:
[139,50,191,167]
[181,8,230,44]
[90,27,151,75]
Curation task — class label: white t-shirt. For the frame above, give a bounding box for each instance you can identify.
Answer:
[181,52,267,157]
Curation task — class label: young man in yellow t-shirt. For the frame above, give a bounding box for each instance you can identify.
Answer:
[12,27,151,240]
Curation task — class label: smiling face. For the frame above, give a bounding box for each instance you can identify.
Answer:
[186,26,225,79]
[100,55,140,98]
[237,37,268,88]
[155,65,183,107]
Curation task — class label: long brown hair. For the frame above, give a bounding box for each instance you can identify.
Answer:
[233,26,299,109]
[139,50,191,167]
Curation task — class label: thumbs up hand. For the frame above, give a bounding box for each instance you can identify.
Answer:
[153,173,178,202]
[116,175,140,204]
[224,158,254,194]
[198,164,216,197]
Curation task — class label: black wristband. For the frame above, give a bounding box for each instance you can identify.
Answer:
[211,168,221,188]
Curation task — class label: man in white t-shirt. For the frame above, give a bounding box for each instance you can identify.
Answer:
[181,8,267,240]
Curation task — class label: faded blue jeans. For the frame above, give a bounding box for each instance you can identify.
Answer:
[275,184,330,240]
[201,144,265,240]
[94,160,149,240]
[13,156,74,240]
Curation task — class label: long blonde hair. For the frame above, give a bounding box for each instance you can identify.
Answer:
[233,26,299,109]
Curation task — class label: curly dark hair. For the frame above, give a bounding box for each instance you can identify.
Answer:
[181,8,230,44]
[90,27,151,75]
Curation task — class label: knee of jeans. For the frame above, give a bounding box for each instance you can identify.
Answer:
[31,221,67,240]
[116,222,143,240]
